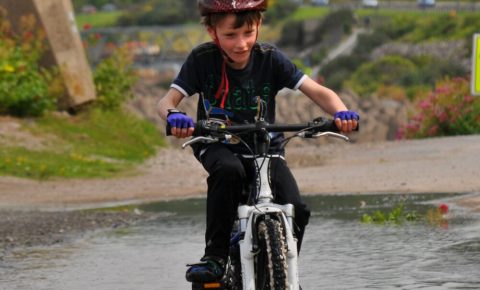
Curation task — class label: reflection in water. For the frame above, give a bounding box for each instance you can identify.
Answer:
[1,193,480,289]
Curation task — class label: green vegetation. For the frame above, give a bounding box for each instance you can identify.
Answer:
[345,55,466,99]
[290,6,330,21]
[299,8,478,138]
[392,13,480,42]
[264,0,301,24]
[320,11,476,96]
[116,0,198,26]
[0,8,165,180]
[76,11,124,29]
[94,47,137,110]
[361,202,420,224]
[0,109,164,179]
[0,11,63,117]
[360,201,451,228]
[399,77,480,139]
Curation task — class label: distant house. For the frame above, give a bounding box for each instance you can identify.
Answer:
[102,3,117,12]
[417,0,435,7]
[312,0,329,6]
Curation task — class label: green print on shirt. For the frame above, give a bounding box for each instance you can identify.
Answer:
[203,75,272,114]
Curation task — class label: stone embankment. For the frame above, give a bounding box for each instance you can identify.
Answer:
[371,40,470,70]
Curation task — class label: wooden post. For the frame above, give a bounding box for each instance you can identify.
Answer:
[0,0,96,109]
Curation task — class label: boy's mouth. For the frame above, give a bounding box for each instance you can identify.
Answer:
[233,50,249,56]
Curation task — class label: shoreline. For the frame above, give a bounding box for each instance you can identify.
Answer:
[1,135,480,252]
[1,135,479,210]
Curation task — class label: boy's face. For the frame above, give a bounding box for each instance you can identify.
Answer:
[207,14,259,70]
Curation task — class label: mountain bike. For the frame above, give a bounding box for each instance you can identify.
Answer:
[179,117,350,290]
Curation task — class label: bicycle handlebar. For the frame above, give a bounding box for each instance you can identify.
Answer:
[167,117,354,149]
[167,117,340,136]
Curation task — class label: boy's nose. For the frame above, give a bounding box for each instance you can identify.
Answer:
[237,37,248,48]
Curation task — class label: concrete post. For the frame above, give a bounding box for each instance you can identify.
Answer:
[0,0,96,109]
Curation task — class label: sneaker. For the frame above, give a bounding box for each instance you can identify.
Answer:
[186,256,225,283]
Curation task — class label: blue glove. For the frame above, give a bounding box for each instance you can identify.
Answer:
[334,111,360,121]
[167,112,194,129]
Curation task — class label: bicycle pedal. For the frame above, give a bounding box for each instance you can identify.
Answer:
[191,281,224,290]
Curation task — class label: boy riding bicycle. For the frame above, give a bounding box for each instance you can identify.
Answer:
[157,0,359,283]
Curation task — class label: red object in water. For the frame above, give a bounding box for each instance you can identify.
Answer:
[439,203,449,214]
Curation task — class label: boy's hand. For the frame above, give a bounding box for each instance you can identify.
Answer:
[334,111,359,133]
[167,112,195,138]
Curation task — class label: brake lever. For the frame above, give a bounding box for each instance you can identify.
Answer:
[312,131,350,142]
[182,136,219,149]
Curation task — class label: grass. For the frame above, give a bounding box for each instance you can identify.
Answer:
[0,109,165,179]
[290,6,331,21]
[75,11,124,29]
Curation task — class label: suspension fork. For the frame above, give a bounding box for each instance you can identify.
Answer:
[237,203,299,290]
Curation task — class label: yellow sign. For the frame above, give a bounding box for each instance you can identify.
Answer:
[473,34,480,96]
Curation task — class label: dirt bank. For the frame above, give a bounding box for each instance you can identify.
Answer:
[1,134,479,209]
[1,134,480,252]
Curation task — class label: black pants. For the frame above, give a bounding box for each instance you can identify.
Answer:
[197,143,311,261]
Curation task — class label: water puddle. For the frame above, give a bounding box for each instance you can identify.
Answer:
[1,193,480,289]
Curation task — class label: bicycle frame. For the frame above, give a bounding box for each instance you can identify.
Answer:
[183,117,350,290]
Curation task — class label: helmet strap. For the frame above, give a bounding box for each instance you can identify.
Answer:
[213,30,231,109]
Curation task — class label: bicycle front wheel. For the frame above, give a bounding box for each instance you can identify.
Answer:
[256,217,288,290]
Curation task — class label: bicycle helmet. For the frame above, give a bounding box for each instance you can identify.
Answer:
[198,0,268,16]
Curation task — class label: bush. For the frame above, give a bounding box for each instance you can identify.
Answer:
[383,13,480,43]
[376,14,417,40]
[116,0,198,26]
[345,55,417,97]
[0,10,61,117]
[311,9,355,47]
[353,31,390,57]
[320,55,367,90]
[404,14,458,43]
[401,56,467,87]
[93,46,137,110]
[398,77,480,139]
[264,0,300,24]
[277,20,304,48]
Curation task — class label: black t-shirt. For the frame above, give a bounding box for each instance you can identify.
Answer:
[171,42,305,154]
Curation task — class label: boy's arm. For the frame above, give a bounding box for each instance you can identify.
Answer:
[157,88,194,138]
[298,76,358,132]
[298,76,347,115]
[157,88,185,120]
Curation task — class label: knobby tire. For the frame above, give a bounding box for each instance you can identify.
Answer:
[256,218,288,290]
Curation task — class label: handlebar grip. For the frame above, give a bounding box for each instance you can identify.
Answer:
[328,120,340,132]
[166,122,205,136]
[326,119,360,132]
[312,117,340,133]
[165,123,172,136]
